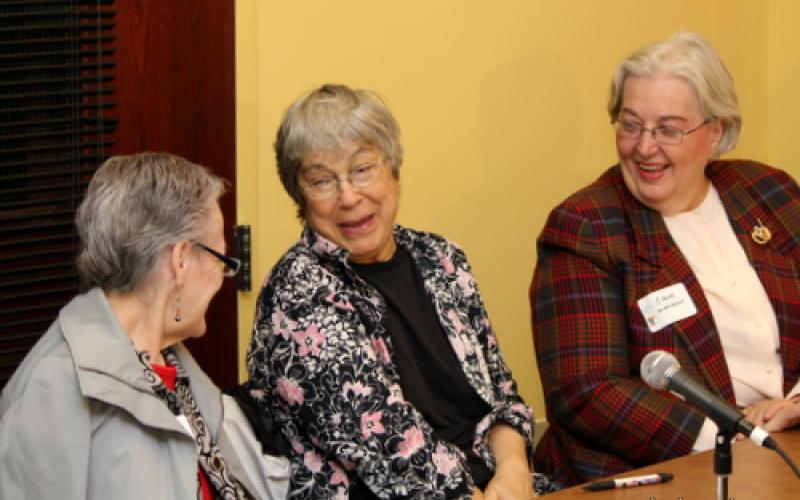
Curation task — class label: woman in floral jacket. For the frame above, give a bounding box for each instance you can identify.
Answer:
[247,84,556,498]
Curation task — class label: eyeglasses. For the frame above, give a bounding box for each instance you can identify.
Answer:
[191,241,241,277]
[300,160,386,200]
[615,118,711,145]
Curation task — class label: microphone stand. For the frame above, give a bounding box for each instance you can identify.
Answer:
[714,430,732,500]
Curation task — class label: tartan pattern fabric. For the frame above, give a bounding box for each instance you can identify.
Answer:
[530,160,800,487]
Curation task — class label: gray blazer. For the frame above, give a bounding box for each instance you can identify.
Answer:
[0,288,257,499]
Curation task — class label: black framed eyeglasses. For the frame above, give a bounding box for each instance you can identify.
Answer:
[191,241,241,277]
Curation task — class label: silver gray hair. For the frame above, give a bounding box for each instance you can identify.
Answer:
[76,152,225,292]
[275,83,403,218]
[608,31,741,156]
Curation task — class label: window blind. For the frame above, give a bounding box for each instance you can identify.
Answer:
[0,0,116,388]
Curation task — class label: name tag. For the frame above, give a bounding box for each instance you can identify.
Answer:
[637,283,697,333]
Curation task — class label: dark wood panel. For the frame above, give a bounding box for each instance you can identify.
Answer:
[111,0,238,387]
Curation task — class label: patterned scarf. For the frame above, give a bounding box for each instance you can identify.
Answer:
[138,348,249,500]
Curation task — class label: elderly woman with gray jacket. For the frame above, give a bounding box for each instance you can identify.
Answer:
[0,153,254,499]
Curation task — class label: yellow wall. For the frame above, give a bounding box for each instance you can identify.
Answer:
[768,0,800,170]
[235,0,800,427]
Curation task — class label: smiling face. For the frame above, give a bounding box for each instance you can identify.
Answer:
[301,140,398,264]
[616,74,723,215]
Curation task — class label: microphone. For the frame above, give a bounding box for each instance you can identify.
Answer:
[640,350,777,450]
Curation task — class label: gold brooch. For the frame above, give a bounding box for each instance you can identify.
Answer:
[751,218,771,245]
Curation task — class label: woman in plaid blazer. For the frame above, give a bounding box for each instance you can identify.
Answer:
[530,32,800,487]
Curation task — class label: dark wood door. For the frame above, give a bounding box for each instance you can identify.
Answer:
[111,0,238,387]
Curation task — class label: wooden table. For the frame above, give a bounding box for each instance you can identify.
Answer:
[544,431,800,498]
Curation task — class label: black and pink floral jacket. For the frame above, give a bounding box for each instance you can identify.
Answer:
[247,225,533,499]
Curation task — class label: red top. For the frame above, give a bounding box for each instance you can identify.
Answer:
[152,363,213,500]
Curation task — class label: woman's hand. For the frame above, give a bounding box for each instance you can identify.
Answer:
[484,460,536,499]
[484,424,536,499]
[763,401,800,432]
[742,398,795,427]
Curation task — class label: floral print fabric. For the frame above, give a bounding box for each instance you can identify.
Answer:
[247,225,533,499]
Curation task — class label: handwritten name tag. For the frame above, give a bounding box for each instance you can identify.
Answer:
[637,283,697,333]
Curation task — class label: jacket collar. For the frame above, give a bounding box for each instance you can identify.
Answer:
[59,288,221,435]
[301,225,349,264]
[622,162,777,266]
[301,223,416,265]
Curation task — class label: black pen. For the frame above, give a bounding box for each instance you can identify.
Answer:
[583,472,674,491]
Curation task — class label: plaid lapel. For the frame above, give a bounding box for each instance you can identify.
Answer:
[614,167,735,402]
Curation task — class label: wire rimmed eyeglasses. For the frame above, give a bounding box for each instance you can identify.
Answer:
[192,241,241,277]
[615,118,712,145]
[300,160,386,201]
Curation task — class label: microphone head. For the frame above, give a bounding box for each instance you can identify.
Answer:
[641,350,680,390]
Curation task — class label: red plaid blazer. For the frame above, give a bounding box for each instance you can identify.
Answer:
[530,160,800,487]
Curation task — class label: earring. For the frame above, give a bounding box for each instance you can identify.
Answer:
[174,292,182,322]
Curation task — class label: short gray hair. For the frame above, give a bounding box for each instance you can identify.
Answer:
[608,31,741,156]
[274,83,403,218]
[76,152,225,292]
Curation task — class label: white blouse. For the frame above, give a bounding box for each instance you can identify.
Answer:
[663,184,799,450]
